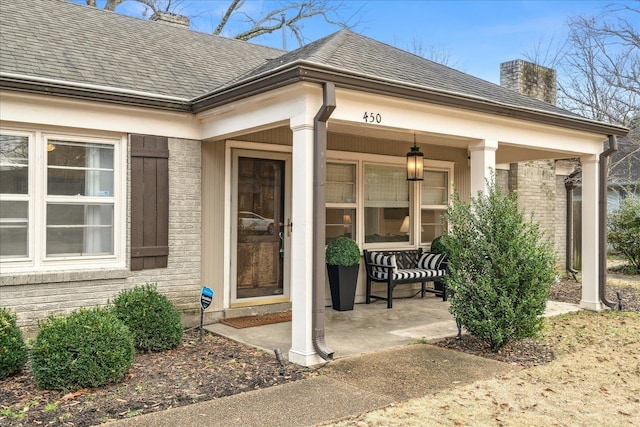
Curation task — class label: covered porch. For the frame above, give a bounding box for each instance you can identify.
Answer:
[199,79,610,366]
[205,296,580,360]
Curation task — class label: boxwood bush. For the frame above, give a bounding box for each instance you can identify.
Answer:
[325,237,361,266]
[608,196,640,273]
[444,177,556,350]
[30,307,134,391]
[111,284,183,352]
[0,308,29,380]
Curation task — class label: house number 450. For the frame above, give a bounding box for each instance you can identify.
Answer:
[363,112,382,124]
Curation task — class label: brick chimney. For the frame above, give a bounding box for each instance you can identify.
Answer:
[150,11,190,28]
[499,59,569,273]
[500,59,556,105]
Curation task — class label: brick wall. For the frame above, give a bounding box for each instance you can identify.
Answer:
[500,59,557,105]
[127,137,203,325]
[2,137,203,335]
[500,59,570,272]
[509,161,558,251]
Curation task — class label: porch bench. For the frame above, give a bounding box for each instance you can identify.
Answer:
[363,249,448,309]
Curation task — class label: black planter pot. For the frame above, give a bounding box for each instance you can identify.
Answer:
[327,264,359,311]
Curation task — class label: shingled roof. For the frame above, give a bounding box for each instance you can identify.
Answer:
[226,29,576,118]
[0,0,283,100]
[0,0,629,136]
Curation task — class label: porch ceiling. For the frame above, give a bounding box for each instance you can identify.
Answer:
[328,121,474,149]
[329,121,582,164]
[496,143,580,164]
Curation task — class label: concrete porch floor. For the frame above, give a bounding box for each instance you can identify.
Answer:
[205,296,580,361]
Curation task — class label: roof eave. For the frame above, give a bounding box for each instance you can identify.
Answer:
[0,73,191,112]
[192,63,629,137]
[2,67,630,138]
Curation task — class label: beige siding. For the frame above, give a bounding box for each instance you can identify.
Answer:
[201,140,226,318]
[242,127,292,145]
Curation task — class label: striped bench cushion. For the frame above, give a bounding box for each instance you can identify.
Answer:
[418,252,446,270]
[372,268,447,281]
[369,252,398,275]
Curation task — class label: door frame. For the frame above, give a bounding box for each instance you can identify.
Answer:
[228,145,292,307]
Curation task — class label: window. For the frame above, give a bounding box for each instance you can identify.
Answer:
[0,133,29,258]
[326,163,356,243]
[47,140,115,256]
[326,151,453,249]
[0,128,125,272]
[364,164,409,244]
[420,170,449,244]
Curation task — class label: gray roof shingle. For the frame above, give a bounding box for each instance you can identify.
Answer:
[0,0,629,134]
[232,30,577,118]
[1,0,283,99]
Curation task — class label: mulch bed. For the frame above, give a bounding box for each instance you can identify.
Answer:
[433,270,639,367]
[220,311,292,329]
[0,330,312,427]
[2,268,637,426]
[550,276,640,312]
[436,336,556,368]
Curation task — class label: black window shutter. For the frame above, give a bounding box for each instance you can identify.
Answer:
[130,134,169,271]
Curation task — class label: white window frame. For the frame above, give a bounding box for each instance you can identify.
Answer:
[0,129,33,263]
[327,150,454,251]
[0,126,127,273]
[418,163,453,246]
[362,160,413,249]
[325,160,358,242]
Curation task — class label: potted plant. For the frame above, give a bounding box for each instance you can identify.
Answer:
[325,237,361,311]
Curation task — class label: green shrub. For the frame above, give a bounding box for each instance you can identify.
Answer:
[111,284,183,352]
[30,307,134,391]
[0,308,28,380]
[325,237,361,266]
[444,176,556,350]
[608,196,640,273]
[429,235,451,256]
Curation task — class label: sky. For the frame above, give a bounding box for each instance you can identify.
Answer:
[73,1,637,84]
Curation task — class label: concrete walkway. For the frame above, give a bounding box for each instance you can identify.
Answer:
[108,299,580,427]
[205,297,580,360]
[109,344,514,427]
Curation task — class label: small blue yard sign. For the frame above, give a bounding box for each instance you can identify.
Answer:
[200,287,214,310]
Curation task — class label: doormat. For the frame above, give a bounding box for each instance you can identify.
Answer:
[220,311,292,329]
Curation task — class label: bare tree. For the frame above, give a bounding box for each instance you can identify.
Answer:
[405,37,458,67]
[84,0,126,11]
[80,0,359,46]
[526,2,639,194]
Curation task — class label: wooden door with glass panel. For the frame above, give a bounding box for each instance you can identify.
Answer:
[235,156,285,299]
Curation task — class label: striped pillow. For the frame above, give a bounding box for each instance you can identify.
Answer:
[418,252,446,270]
[369,252,398,275]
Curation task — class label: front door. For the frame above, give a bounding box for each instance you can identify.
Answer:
[231,151,290,304]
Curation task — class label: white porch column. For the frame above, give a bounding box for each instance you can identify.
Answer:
[580,155,602,310]
[469,139,498,195]
[288,122,324,366]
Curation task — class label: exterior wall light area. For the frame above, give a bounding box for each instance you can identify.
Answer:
[406,135,424,181]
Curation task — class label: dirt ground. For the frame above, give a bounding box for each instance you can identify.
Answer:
[1,269,638,426]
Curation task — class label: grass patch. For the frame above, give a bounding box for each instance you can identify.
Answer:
[44,403,59,412]
[609,263,639,275]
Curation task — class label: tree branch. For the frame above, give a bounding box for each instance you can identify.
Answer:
[214,0,243,35]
